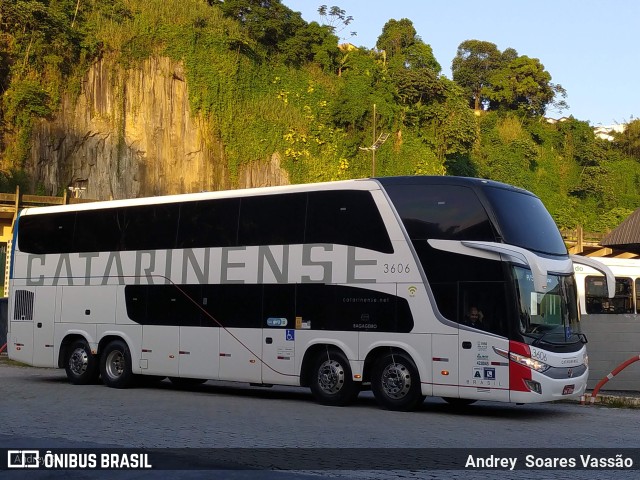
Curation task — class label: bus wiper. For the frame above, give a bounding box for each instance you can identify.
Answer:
[530,330,583,347]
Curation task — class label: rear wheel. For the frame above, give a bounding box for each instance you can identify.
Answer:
[64,339,99,385]
[309,349,359,406]
[371,353,425,411]
[100,340,134,389]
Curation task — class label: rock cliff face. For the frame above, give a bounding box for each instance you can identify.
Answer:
[28,56,289,200]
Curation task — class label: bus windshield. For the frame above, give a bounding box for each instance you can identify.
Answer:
[483,186,567,256]
[514,266,582,346]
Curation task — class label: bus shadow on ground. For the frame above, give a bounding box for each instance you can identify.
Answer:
[31,367,565,420]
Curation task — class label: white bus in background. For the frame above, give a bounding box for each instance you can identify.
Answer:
[574,256,640,391]
[574,256,640,315]
[7,176,613,410]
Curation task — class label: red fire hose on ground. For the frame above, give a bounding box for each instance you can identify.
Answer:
[0,343,6,354]
[582,355,640,404]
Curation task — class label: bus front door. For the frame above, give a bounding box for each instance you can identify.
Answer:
[458,329,510,402]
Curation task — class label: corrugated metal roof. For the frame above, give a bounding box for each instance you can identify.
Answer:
[601,208,640,252]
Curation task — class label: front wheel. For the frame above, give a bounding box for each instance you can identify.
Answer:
[371,353,425,411]
[309,350,359,406]
[100,340,134,389]
[64,339,99,385]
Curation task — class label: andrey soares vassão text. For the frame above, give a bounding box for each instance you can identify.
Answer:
[465,454,634,470]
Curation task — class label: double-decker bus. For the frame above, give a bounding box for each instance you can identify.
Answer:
[7,176,613,410]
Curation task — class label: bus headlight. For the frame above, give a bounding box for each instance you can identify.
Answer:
[509,352,550,373]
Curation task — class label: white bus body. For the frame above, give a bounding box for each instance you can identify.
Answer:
[8,176,609,410]
[574,256,640,391]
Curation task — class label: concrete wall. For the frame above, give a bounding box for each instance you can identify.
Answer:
[0,298,7,347]
[581,314,640,391]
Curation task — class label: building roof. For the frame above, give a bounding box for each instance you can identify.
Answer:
[601,208,640,253]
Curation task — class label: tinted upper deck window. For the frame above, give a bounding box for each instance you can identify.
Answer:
[238,193,306,246]
[177,198,240,249]
[306,190,393,253]
[18,212,76,254]
[74,209,123,252]
[384,184,495,241]
[120,203,181,251]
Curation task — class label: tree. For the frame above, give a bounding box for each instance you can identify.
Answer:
[613,118,640,159]
[317,5,355,40]
[376,18,416,58]
[421,78,477,161]
[393,68,442,107]
[218,0,306,56]
[281,21,338,70]
[376,18,440,72]
[451,40,502,110]
[486,55,562,116]
[376,18,441,122]
[330,50,384,130]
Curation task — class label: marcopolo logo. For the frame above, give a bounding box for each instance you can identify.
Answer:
[8,450,40,468]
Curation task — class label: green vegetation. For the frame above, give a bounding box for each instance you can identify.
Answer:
[1,0,639,231]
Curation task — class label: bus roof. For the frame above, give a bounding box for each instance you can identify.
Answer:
[376,176,536,196]
[19,175,537,217]
[19,178,378,216]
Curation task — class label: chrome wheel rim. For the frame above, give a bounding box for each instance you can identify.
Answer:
[317,359,345,394]
[381,362,411,399]
[69,347,88,376]
[105,350,125,379]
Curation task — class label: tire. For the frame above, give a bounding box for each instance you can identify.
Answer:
[100,340,134,389]
[443,397,477,407]
[371,353,425,411]
[169,377,208,387]
[64,339,99,385]
[309,349,359,406]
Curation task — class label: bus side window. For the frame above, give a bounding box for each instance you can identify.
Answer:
[238,193,306,246]
[122,204,181,251]
[585,276,633,314]
[585,276,608,313]
[177,198,240,249]
[19,211,77,254]
[306,190,393,254]
[457,282,508,336]
[74,209,122,252]
[614,277,633,314]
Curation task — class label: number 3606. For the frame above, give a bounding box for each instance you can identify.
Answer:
[383,263,410,274]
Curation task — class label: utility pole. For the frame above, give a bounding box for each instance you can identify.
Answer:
[372,103,376,176]
[359,104,389,177]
